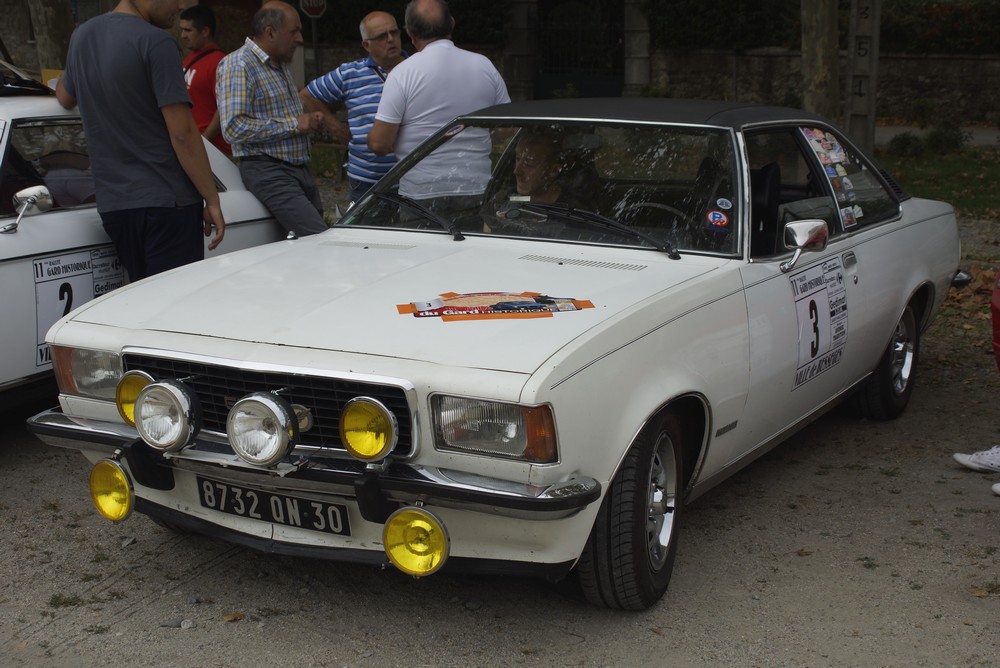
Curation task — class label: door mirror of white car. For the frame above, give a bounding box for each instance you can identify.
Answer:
[779,219,830,273]
[1,185,54,234]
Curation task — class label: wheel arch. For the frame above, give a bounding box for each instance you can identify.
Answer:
[907,281,933,332]
[642,393,709,493]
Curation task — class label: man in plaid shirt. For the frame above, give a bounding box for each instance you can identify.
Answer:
[217,1,327,237]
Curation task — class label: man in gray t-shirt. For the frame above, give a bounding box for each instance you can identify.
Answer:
[56,0,224,281]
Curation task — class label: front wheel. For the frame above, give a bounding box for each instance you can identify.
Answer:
[851,304,919,420]
[575,413,684,610]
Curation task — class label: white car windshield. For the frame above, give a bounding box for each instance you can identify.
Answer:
[338,120,740,256]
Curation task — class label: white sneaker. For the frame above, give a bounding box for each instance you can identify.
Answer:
[952,445,1000,472]
[993,482,1000,497]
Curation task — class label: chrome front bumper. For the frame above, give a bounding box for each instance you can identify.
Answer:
[28,407,601,522]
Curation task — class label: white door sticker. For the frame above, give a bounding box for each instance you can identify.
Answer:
[33,247,124,367]
[789,257,848,389]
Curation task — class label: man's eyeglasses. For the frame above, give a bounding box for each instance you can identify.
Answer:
[365,28,400,43]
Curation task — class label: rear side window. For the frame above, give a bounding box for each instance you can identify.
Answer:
[798,127,898,230]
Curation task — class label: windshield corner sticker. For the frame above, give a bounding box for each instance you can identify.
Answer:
[789,257,847,389]
[397,292,594,321]
[33,247,124,367]
[705,210,729,228]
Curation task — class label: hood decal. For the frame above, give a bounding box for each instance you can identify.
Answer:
[398,291,594,321]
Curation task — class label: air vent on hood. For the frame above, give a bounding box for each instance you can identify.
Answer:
[520,254,648,271]
[325,240,416,250]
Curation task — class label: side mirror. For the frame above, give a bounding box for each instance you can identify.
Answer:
[779,219,829,273]
[1,185,54,234]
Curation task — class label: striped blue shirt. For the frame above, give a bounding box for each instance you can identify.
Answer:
[306,54,404,183]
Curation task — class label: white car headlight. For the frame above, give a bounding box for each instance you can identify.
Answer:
[226,392,298,467]
[52,346,122,400]
[431,395,557,463]
[134,380,201,451]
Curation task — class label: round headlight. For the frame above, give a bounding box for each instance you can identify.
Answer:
[226,392,297,467]
[134,380,200,452]
[89,459,132,522]
[116,370,153,426]
[340,397,398,461]
[383,507,449,576]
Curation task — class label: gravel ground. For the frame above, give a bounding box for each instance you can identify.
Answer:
[0,211,997,667]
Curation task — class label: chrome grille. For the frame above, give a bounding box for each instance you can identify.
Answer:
[123,354,413,456]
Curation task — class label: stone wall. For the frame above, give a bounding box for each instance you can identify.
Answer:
[651,49,1000,124]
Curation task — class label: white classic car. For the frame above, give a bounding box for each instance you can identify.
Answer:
[0,63,284,396]
[29,99,964,610]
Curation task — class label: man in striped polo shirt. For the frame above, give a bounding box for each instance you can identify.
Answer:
[301,11,407,204]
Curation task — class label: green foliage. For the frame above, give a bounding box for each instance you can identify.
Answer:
[886,131,925,157]
[881,0,1000,53]
[924,122,973,153]
[642,0,801,51]
[307,0,511,45]
[640,0,1000,54]
[877,145,1000,218]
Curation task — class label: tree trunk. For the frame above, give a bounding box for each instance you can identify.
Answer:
[26,0,75,72]
[800,0,840,118]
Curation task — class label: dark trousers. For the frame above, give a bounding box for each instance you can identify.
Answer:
[100,203,204,282]
[238,159,327,236]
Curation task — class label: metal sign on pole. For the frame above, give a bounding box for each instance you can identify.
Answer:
[299,0,326,19]
[300,0,326,78]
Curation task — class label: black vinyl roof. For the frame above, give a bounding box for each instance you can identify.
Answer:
[466,98,832,130]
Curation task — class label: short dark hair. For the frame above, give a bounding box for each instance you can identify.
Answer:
[180,5,216,36]
[252,6,287,38]
[404,0,452,41]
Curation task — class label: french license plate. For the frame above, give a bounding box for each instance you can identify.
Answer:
[196,477,351,536]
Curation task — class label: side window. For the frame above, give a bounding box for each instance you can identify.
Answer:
[744,128,838,258]
[799,128,899,229]
[0,119,94,218]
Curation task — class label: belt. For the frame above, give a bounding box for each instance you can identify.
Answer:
[237,155,302,167]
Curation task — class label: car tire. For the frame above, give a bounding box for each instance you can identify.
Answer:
[851,304,919,421]
[575,413,683,610]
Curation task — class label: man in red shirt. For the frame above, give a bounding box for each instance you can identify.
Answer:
[179,5,230,155]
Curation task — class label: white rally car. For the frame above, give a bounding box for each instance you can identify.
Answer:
[29,99,965,610]
[0,62,284,396]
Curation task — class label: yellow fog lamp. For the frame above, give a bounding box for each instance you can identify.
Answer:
[339,397,397,462]
[383,506,449,576]
[226,392,298,466]
[89,459,133,522]
[134,380,201,452]
[115,370,153,426]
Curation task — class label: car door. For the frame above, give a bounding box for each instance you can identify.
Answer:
[0,115,120,391]
[732,124,868,458]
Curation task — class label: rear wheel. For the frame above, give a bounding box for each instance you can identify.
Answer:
[575,414,684,610]
[851,304,919,420]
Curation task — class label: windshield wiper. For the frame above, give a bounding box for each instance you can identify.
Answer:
[518,202,680,259]
[373,192,465,241]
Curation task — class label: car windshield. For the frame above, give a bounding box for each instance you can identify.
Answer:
[337,119,741,255]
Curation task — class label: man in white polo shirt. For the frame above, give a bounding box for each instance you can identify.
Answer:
[367,0,509,201]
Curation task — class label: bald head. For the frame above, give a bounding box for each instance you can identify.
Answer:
[404,0,453,43]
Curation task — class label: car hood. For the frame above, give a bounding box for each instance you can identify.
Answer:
[68,230,723,374]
